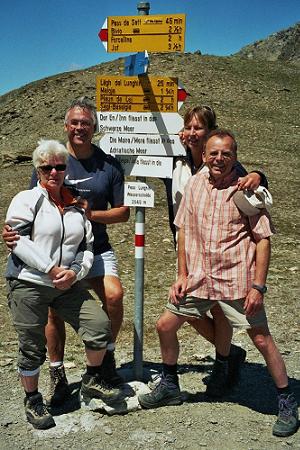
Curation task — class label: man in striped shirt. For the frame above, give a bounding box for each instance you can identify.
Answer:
[138,129,298,438]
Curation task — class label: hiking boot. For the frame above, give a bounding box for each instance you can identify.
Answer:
[24,393,55,430]
[205,359,228,398]
[100,350,124,387]
[45,365,70,407]
[272,394,299,437]
[138,374,182,409]
[227,345,247,388]
[81,373,123,404]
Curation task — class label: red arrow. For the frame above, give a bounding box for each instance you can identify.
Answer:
[98,19,108,50]
[178,87,188,102]
[98,28,108,42]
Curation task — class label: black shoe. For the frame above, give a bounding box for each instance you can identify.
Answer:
[45,365,70,407]
[100,350,124,387]
[138,374,182,409]
[81,373,123,404]
[227,345,246,388]
[24,393,55,430]
[273,394,299,437]
[205,360,228,398]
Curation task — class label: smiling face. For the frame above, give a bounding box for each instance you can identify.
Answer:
[203,135,237,181]
[64,107,95,147]
[37,156,66,193]
[183,114,208,152]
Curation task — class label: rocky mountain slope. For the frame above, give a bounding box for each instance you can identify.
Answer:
[235,22,300,65]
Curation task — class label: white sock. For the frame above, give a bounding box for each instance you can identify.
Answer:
[49,361,64,368]
[18,367,40,377]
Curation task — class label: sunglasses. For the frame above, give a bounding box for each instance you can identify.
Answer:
[38,164,67,173]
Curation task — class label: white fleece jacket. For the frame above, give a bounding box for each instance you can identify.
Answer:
[5,184,94,287]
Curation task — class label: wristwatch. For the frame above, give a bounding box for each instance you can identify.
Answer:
[251,283,267,294]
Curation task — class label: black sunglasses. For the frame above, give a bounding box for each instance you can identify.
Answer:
[38,164,67,173]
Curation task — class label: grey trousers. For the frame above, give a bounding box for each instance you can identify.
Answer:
[7,279,111,371]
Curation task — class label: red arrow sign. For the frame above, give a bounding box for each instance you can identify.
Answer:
[178,87,188,103]
[98,19,108,50]
[98,28,108,42]
[178,84,189,109]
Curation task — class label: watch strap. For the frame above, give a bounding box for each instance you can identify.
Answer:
[251,283,267,294]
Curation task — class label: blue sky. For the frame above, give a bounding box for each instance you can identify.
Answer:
[1,0,299,96]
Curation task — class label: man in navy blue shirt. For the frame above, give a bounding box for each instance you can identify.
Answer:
[4,97,130,406]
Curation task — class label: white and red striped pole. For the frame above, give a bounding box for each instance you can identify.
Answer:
[133,1,150,381]
[133,216,145,380]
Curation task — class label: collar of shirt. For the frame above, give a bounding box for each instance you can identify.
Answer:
[208,168,238,189]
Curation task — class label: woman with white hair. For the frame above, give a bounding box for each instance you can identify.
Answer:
[5,139,121,430]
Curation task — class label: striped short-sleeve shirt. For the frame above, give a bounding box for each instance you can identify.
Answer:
[174,170,275,300]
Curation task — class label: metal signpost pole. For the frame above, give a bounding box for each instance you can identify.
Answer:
[133,1,150,381]
[97,2,186,381]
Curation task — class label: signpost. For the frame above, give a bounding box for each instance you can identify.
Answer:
[100,133,185,157]
[96,75,188,113]
[97,111,184,134]
[124,181,154,207]
[97,3,187,380]
[98,14,186,53]
[116,154,173,178]
[124,51,149,76]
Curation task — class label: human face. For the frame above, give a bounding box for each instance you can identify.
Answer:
[64,107,95,146]
[203,135,236,181]
[183,115,207,151]
[37,156,66,192]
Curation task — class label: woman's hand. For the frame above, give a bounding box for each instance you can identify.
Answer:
[237,172,261,190]
[178,129,186,147]
[49,266,76,290]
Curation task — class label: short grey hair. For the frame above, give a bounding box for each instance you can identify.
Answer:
[32,139,69,169]
[64,96,97,129]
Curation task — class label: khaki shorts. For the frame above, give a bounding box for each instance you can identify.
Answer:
[166,296,268,329]
[7,279,111,371]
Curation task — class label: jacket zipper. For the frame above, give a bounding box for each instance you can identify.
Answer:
[58,211,65,266]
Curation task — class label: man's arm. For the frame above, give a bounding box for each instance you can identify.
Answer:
[2,224,19,249]
[89,205,130,224]
[169,227,188,304]
[2,169,38,249]
[76,198,130,224]
[244,237,271,316]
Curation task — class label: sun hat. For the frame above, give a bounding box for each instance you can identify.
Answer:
[233,186,273,216]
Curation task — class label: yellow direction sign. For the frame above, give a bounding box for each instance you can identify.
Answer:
[96,75,180,113]
[99,14,185,53]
